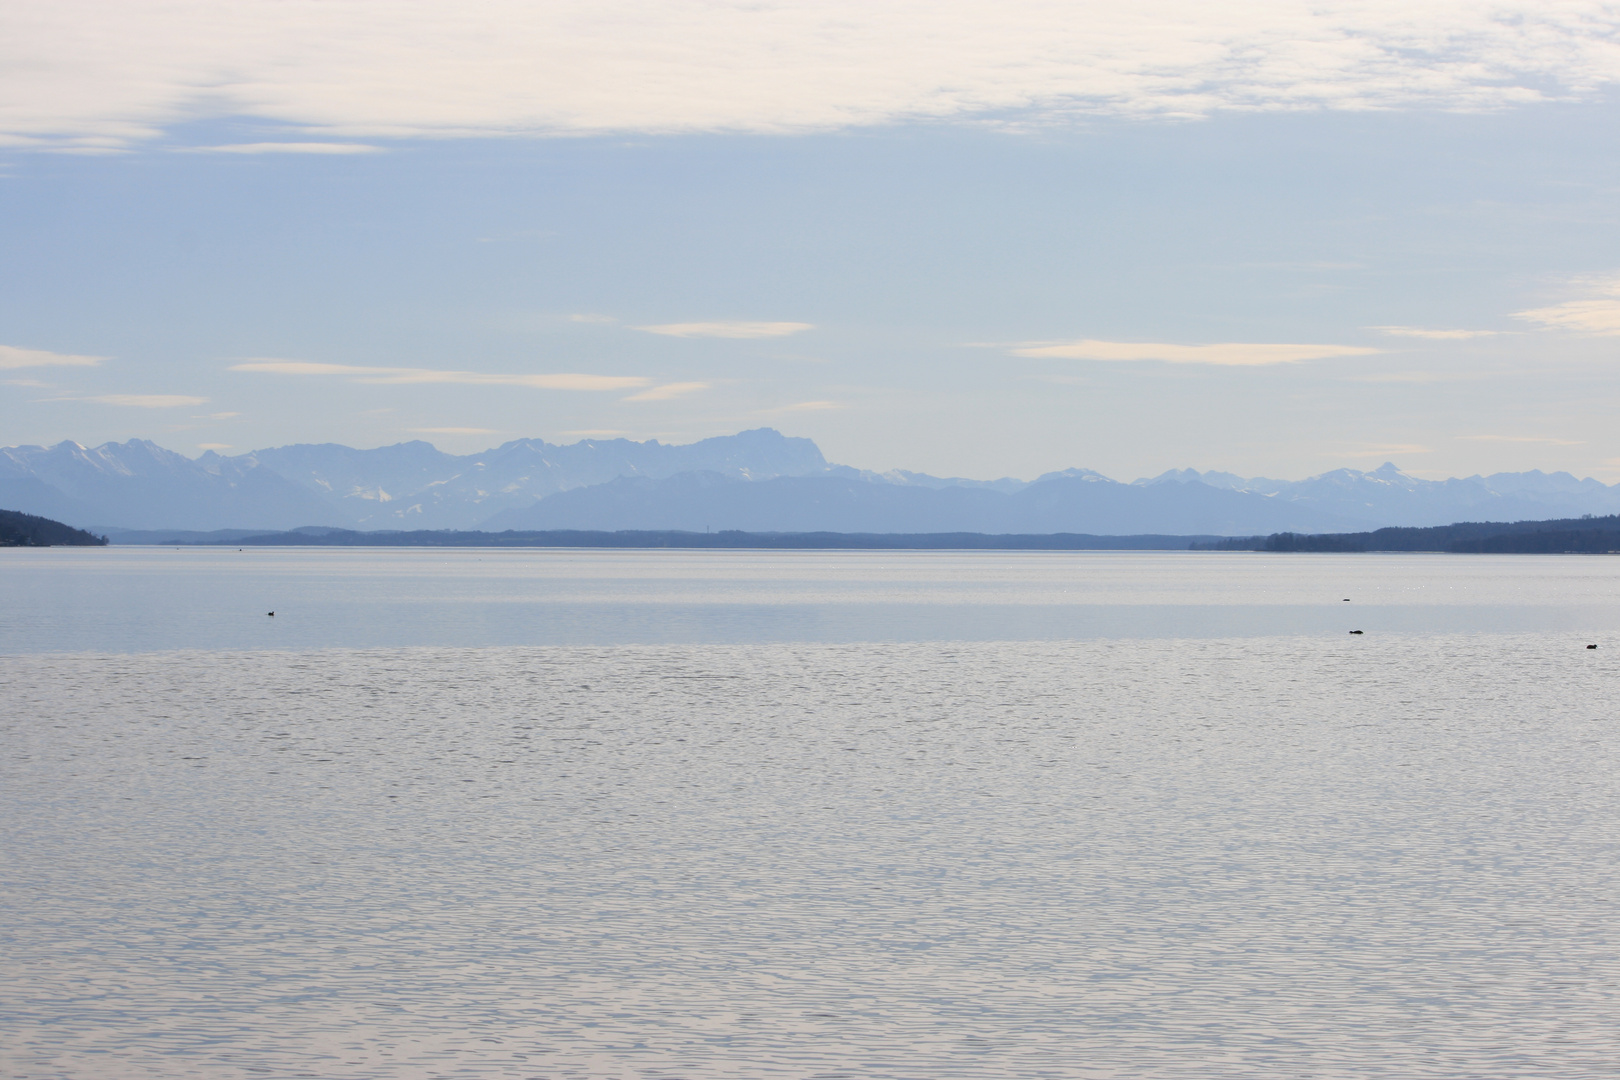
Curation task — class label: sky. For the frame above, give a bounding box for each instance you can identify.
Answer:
[4,1,1620,482]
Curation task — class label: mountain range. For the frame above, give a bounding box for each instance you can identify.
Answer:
[4,429,1619,537]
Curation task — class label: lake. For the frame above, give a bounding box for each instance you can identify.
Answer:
[6,546,1620,653]
[2,549,1617,1077]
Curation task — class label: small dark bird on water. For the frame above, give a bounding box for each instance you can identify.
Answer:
[1343,598,1350,601]
[267,611,275,617]
[1588,644,1598,649]
[1349,629,1363,634]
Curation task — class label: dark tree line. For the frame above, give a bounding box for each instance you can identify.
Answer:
[1198,515,1620,554]
[0,509,108,547]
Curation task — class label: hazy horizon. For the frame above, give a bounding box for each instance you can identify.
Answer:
[6,3,1620,482]
[10,427,1620,489]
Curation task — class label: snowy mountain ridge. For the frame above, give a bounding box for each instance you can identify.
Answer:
[3,430,1617,535]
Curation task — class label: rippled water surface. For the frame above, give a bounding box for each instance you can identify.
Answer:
[3,551,1619,1077]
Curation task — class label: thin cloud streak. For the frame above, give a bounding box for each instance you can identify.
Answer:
[230,360,649,391]
[1012,340,1379,366]
[84,394,208,407]
[189,142,382,154]
[762,400,844,413]
[1370,326,1501,340]
[0,344,104,369]
[636,322,813,339]
[624,382,709,402]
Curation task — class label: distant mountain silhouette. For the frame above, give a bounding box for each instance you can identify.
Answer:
[2,429,825,532]
[247,427,828,529]
[1135,462,1620,527]
[6,429,1620,536]
[0,439,340,531]
[479,470,1366,535]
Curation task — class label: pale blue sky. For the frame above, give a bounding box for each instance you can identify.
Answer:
[4,2,1620,481]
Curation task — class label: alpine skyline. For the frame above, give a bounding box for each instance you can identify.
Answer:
[5,2,1620,481]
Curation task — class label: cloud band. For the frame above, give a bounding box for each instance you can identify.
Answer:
[14,2,1616,150]
[230,360,649,390]
[0,344,105,369]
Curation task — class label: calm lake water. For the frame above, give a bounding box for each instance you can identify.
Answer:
[6,546,1620,652]
[3,549,1618,1078]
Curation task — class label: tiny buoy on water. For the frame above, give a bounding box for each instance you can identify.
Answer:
[1349,629,1364,634]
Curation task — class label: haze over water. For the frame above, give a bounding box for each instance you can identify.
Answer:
[7,547,1620,653]
[3,550,1619,1078]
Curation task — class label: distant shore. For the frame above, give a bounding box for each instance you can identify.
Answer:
[87,514,1620,553]
[0,509,107,547]
[162,527,1217,551]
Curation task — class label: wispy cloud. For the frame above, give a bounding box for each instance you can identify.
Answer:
[0,344,104,369]
[195,411,241,419]
[197,442,231,450]
[1011,340,1378,366]
[1456,434,1585,446]
[636,321,812,339]
[409,426,500,435]
[569,313,616,324]
[33,144,126,156]
[1369,326,1502,340]
[1515,276,1620,335]
[763,399,843,413]
[7,4,1620,150]
[85,394,208,407]
[188,142,381,154]
[624,381,709,402]
[562,429,632,438]
[230,360,648,391]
